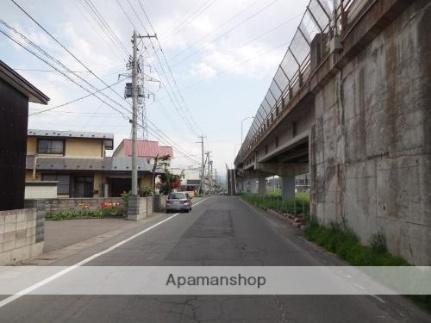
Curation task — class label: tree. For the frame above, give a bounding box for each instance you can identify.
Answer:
[151,154,170,194]
[158,169,182,195]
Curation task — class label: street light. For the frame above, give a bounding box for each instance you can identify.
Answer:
[241,116,255,145]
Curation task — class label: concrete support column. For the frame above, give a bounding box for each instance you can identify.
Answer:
[237,179,244,193]
[281,176,295,200]
[258,177,266,197]
[249,179,258,194]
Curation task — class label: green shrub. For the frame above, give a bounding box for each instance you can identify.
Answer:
[240,192,310,218]
[121,191,131,209]
[46,207,125,221]
[141,186,153,197]
[305,222,409,266]
[369,231,387,253]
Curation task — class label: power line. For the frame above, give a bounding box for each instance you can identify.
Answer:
[170,0,217,34]
[1,22,200,165]
[5,3,201,165]
[1,19,129,118]
[146,122,200,164]
[171,0,260,59]
[11,0,129,107]
[172,0,282,65]
[80,0,129,55]
[136,0,203,135]
[119,0,202,138]
[0,27,130,119]
[30,78,126,116]
[13,68,88,73]
[115,0,135,28]
[73,0,125,60]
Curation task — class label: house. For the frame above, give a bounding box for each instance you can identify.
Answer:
[113,139,173,162]
[26,130,173,198]
[113,139,174,195]
[0,60,49,210]
[0,61,49,264]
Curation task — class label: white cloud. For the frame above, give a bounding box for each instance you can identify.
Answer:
[1,0,309,170]
[189,42,285,80]
[191,62,217,79]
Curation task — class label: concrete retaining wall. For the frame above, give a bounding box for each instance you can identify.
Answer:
[311,1,431,265]
[0,208,44,265]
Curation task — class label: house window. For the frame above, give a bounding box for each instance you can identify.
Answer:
[42,174,70,195]
[72,176,94,198]
[38,139,64,154]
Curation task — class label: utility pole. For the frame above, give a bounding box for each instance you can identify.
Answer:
[197,135,205,196]
[211,161,214,192]
[131,30,138,196]
[206,151,211,194]
[128,31,157,196]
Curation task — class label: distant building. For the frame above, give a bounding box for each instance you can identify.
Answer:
[171,168,201,193]
[26,130,172,198]
[0,60,49,210]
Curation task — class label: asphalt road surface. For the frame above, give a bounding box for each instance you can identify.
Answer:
[0,196,429,322]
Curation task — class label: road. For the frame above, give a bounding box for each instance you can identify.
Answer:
[0,196,429,322]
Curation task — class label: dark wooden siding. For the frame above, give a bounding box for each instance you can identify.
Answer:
[0,78,28,210]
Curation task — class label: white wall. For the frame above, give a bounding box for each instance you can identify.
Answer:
[25,183,58,199]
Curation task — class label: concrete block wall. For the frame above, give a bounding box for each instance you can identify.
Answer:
[26,197,124,215]
[311,1,431,265]
[127,196,153,221]
[0,208,44,265]
[153,195,167,212]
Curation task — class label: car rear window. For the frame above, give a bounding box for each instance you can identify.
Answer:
[168,193,186,199]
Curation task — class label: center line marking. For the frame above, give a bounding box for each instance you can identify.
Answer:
[0,197,210,309]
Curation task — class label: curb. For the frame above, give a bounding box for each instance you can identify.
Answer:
[242,200,306,231]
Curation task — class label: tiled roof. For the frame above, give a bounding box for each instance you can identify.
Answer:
[26,156,165,173]
[119,139,173,158]
[159,146,174,158]
[28,129,114,140]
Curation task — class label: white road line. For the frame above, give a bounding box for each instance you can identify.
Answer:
[0,197,210,309]
[370,295,386,304]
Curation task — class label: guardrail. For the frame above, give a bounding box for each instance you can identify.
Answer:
[236,0,366,165]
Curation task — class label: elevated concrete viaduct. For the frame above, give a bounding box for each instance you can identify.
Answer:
[235,0,431,265]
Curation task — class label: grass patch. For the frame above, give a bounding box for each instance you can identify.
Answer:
[46,207,125,221]
[305,222,408,265]
[241,193,430,311]
[305,222,431,312]
[240,192,310,218]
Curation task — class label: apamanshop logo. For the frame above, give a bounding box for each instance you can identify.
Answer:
[166,273,267,289]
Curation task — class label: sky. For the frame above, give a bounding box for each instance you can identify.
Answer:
[0,0,309,178]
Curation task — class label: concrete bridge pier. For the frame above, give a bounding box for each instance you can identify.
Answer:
[257,177,267,197]
[246,178,257,194]
[281,176,295,200]
[255,163,308,200]
[239,170,271,196]
[238,179,245,193]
